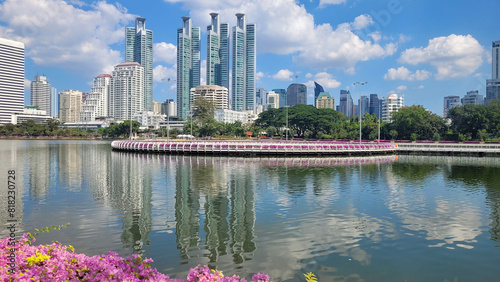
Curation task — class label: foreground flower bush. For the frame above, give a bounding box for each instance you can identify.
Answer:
[1,233,271,281]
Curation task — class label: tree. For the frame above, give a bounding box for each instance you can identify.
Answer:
[448,104,489,140]
[192,97,215,126]
[390,105,446,140]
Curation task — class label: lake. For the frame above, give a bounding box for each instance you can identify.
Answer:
[1,140,499,281]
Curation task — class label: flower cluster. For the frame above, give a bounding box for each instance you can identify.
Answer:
[1,234,271,282]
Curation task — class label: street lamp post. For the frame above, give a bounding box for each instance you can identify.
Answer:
[378,103,381,141]
[353,82,367,144]
[162,78,176,140]
[285,105,289,141]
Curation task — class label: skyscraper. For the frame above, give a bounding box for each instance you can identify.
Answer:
[31,75,51,114]
[462,90,484,105]
[126,17,153,111]
[339,90,353,117]
[110,62,144,121]
[232,14,256,112]
[59,90,82,123]
[177,17,201,119]
[286,83,307,107]
[81,74,112,121]
[207,13,229,90]
[486,41,500,105]
[369,94,381,118]
[358,95,369,116]
[314,82,325,107]
[0,38,24,125]
[382,94,404,122]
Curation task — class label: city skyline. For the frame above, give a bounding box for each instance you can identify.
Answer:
[0,0,499,116]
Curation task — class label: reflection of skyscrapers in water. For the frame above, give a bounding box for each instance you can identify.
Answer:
[108,152,153,254]
[58,143,83,189]
[172,157,256,264]
[28,145,51,197]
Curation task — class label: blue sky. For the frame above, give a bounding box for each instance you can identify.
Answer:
[0,0,498,116]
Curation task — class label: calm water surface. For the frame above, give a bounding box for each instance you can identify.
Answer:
[1,140,499,281]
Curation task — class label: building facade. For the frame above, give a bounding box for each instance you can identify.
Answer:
[0,38,24,125]
[357,95,369,116]
[126,17,153,111]
[286,83,307,107]
[462,90,484,105]
[256,88,267,106]
[232,14,256,112]
[272,88,287,108]
[316,92,334,109]
[31,75,51,114]
[177,17,201,119]
[59,89,82,123]
[443,95,461,118]
[486,41,500,105]
[314,82,325,107]
[206,13,229,90]
[266,91,279,109]
[11,107,52,125]
[190,85,229,111]
[214,109,249,124]
[381,94,404,122]
[369,94,381,118]
[339,90,353,117]
[110,62,145,121]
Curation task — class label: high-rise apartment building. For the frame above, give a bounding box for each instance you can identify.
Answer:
[314,82,325,107]
[316,92,334,109]
[0,38,24,125]
[190,85,229,111]
[286,83,307,107]
[31,75,51,114]
[486,41,500,105]
[59,90,82,123]
[381,94,404,122]
[177,17,201,119]
[232,13,256,112]
[110,62,144,121]
[51,87,58,117]
[357,95,369,116]
[462,90,484,105]
[207,13,230,90]
[443,96,461,118]
[81,74,112,122]
[126,17,153,111]
[339,90,353,117]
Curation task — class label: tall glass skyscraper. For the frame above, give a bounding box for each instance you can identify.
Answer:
[314,82,325,107]
[207,13,229,90]
[286,83,307,107]
[177,17,201,119]
[272,89,287,108]
[232,14,256,112]
[339,90,353,117]
[125,17,153,111]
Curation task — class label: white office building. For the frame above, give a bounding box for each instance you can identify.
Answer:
[214,109,249,124]
[381,94,404,122]
[110,62,144,121]
[190,85,229,111]
[0,38,24,124]
[266,91,279,109]
[11,107,52,125]
[133,111,165,129]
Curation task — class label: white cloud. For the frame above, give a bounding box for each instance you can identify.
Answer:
[256,71,265,81]
[272,69,294,81]
[384,66,431,81]
[305,73,313,79]
[352,15,373,30]
[369,32,382,43]
[154,42,177,64]
[396,85,407,91]
[416,85,424,89]
[0,0,136,77]
[179,0,396,72]
[399,34,486,80]
[153,65,176,82]
[305,72,341,89]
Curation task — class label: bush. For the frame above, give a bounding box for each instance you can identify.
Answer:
[1,234,271,281]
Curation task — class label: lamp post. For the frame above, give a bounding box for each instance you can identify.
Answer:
[353,82,367,144]
[378,102,381,141]
[162,78,176,140]
[285,105,290,141]
[129,93,133,140]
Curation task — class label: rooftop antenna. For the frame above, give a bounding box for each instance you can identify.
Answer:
[295,75,298,83]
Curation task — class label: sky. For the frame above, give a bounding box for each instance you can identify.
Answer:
[0,0,498,116]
